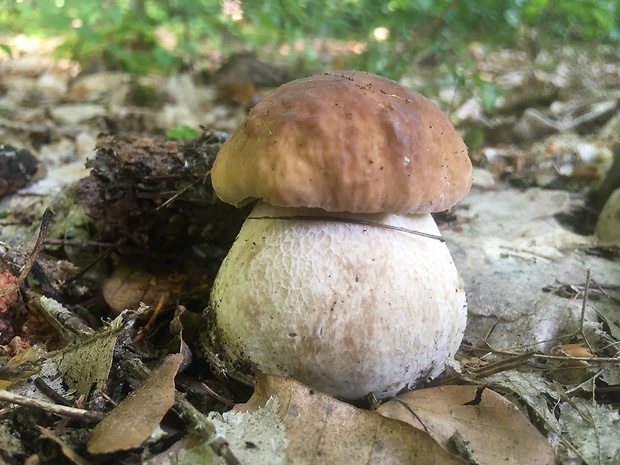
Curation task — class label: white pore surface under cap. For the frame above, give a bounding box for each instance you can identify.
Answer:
[205,201,467,400]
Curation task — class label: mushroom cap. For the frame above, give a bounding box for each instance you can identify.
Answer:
[211,70,472,214]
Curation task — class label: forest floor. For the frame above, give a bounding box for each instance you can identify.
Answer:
[0,35,619,465]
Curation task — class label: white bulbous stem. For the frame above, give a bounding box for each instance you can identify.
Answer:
[204,201,467,401]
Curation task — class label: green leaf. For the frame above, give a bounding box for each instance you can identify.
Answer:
[166,125,199,140]
[0,44,12,57]
[478,82,502,111]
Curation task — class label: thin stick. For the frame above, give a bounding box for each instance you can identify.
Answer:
[0,389,105,423]
[0,208,55,298]
[468,351,536,378]
[248,215,446,242]
[580,268,594,353]
[133,292,168,343]
[156,180,199,209]
[200,382,235,407]
[33,377,72,407]
[62,244,116,286]
[43,238,115,248]
[466,343,619,363]
[210,437,241,465]
[525,354,618,363]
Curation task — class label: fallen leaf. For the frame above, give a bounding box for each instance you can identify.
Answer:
[88,353,184,455]
[234,374,467,465]
[103,265,171,315]
[206,396,287,465]
[555,343,592,367]
[378,385,556,465]
[38,426,91,465]
[47,310,124,397]
[559,397,620,464]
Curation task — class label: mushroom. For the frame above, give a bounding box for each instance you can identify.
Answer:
[202,71,472,401]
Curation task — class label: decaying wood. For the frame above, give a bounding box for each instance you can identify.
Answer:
[75,130,250,254]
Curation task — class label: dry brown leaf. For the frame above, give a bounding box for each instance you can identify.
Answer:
[235,373,467,465]
[555,343,592,367]
[87,353,183,455]
[103,265,171,315]
[377,385,556,465]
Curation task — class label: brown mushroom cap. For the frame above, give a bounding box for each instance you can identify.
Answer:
[211,70,472,214]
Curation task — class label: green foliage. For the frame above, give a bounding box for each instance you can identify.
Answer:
[0,0,617,77]
[125,81,162,107]
[508,0,619,40]
[166,124,199,140]
[0,44,12,57]
[463,127,485,152]
[477,81,503,112]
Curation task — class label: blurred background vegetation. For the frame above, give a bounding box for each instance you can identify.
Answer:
[1,0,618,79]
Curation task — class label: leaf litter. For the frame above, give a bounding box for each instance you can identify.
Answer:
[0,38,619,465]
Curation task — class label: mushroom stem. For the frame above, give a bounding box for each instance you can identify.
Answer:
[204,201,467,401]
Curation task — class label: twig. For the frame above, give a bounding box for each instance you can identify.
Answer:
[62,244,116,286]
[530,354,619,363]
[200,382,235,407]
[210,437,241,465]
[30,295,95,343]
[470,345,619,363]
[33,377,73,407]
[553,381,594,426]
[390,398,430,433]
[248,215,446,242]
[173,391,216,438]
[0,208,55,298]
[580,268,594,353]
[468,351,536,378]
[133,292,169,343]
[0,389,105,423]
[532,352,615,362]
[444,348,619,388]
[43,239,116,248]
[431,351,536,386]
[156,180,199,209]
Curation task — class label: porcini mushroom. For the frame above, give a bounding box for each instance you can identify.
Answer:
[202,71,472,401]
